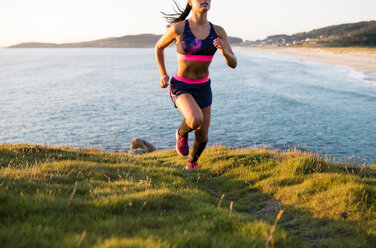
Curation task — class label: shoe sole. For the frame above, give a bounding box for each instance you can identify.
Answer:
[176,130,188,157]
[184,165,198,170]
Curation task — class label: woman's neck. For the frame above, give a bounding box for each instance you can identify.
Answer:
[190,11,208,25]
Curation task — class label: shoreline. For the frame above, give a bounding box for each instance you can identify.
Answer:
[238,47,376,82]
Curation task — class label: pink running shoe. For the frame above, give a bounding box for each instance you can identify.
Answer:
[186,161,199,170]
[176,129,189,156]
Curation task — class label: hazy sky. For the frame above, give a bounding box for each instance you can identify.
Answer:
[0,0,375,47]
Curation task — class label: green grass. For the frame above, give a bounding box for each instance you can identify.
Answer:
[0,144,375,247]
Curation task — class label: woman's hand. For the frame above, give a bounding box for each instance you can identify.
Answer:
[213,32,237,69]
[160,74,170,88]
[213,38,227,56]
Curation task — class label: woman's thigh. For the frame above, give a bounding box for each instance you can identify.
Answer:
[175,94,203,123]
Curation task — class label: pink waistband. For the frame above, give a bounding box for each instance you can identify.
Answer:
[177,53,214,61]
[174,74,210,84]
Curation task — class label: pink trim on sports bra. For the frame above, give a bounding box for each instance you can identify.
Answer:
[177,53,214,61]
[174,74,210,84]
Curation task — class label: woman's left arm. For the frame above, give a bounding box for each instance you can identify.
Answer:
[213,25,237,69]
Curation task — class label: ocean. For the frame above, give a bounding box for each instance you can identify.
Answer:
[0,48,375,162]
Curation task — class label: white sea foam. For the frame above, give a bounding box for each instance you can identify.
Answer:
[347,68,367,81]
[345,68,376,85]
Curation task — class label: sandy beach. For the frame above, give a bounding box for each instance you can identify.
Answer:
[241,47,376,82]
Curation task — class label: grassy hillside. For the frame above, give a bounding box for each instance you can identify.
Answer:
[255,21,376,47]
[0,144,375,247]
[305,21,376,47]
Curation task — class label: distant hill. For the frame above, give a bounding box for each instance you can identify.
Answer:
[252,20,376,47]
[228,37,243,45]
[9,34,162,48]
[10,34,244,48]
[9,21,375,48]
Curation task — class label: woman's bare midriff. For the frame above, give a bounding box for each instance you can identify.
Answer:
[175,59,212,80]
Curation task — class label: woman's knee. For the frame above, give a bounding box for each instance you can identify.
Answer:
[186,115,203,130]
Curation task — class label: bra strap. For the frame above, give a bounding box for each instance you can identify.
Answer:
[209,22,217,38]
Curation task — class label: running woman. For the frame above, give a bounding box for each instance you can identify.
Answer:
[155,0,237,169]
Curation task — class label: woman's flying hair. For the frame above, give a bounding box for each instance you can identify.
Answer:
[161,1,191,27]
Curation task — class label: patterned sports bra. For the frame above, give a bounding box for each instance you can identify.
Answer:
[177,20,218,61]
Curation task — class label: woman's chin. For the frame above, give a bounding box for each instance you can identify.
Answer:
[199,6,210,12]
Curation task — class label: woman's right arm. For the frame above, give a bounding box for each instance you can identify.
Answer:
[155,23,183,88]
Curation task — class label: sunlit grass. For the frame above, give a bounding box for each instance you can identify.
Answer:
[0,143,375,247]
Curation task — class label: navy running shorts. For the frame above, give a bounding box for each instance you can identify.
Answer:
[169,76,212,109]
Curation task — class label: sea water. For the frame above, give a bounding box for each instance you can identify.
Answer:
[0,48,375,162]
